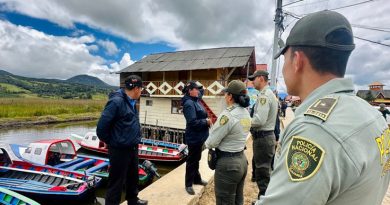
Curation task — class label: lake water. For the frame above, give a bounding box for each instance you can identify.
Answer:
[0,121,180,205]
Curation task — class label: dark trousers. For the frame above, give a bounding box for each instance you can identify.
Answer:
[252,131,275,197]
[215,153,247,205]
[281,109,286,117]
[252,150,276,177]
[105,147,139,205]
[185,144,203,187]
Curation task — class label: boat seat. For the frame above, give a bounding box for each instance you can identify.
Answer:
[47,152,61,166]
[85,161,109,174]
[54,158,84,169]
[66,159,96,171]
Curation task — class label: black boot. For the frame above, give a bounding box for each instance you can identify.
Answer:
[194,179,208,186]
[185,186,195,195]
[136,199,148,205]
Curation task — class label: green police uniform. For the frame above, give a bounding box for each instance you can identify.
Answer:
[256,78,390,205]
[251,85,278,131]
[205,104,251,205]
[251,84,278,196]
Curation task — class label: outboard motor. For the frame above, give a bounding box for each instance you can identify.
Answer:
[178,144,189,156]
[142,160,160,178]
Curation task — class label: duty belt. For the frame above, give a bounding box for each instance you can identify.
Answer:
[250,128,274,138]
[216,149,243,158]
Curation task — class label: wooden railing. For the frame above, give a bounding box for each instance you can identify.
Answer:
[141,80,227,96]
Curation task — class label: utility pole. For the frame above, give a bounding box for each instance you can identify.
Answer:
[270,0,284,88]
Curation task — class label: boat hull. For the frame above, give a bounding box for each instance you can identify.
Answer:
[80,144,185,162]
[0,187,40,205]
[0,163,99,202]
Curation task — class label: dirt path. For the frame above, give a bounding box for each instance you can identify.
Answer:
[382,186,390,205]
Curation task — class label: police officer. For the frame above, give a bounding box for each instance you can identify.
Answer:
[255,11,390,205]
[248,70,278,198]
[96,75,148,205]
[205,80,251,205]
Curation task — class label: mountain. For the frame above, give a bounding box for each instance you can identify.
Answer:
[0,69,117,99]
[0,70,13,76]
[66,75,114,89]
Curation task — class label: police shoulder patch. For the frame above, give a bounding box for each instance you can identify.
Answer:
[304,97,338,121]
[219,115,229,126]
[286,136,325,182]
[259,97,267,105]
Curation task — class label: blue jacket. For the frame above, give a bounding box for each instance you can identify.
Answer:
[181,95,209,145]
[96,89,141,148]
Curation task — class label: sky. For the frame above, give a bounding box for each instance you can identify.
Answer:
[0,0,389,92]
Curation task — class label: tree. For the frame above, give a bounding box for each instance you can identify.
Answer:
[365,91,375,103]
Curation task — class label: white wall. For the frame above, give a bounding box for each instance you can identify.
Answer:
[139,96,225,129]
[203,97,225,116]
[140,97,185,129]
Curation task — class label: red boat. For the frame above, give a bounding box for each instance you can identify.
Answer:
[71,132,188,162]
[0,146,101,202]
[10,139,160,187]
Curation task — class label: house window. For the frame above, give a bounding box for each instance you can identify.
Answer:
[146,100,153,106]
[171,100,183,114]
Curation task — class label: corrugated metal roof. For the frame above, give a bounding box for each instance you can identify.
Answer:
[357,90,390,98]
[119,47,254,73]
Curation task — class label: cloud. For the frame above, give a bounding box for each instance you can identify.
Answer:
[97,39,119,56]
[86,44,99,52]
[88,53,134,86]
[0,0,277,88]
[111,53,134,72]
[0,20,128,86]
[280,0,390,89]
[1,0,390,89]
[0,0,275,54]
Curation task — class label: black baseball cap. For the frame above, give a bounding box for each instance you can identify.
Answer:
[274,10,355,59]
[223,80,247,95]
[184,81,203,90]
[248,70,269,81]
[124,75,143,89]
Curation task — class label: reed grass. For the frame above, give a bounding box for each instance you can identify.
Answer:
[0,98,106,119]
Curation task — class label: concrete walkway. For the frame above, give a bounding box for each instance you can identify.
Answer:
[123,150,214,205]
[382,186,390,205]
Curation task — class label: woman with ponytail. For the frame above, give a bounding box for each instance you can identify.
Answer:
[205,80,251,205]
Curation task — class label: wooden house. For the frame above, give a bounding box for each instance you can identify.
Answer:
[118,47,256,141]
[357,82,390,105]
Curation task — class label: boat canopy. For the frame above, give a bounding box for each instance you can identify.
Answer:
[21,139,77,165]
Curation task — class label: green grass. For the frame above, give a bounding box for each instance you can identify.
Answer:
[9,76,33,86]
[0,83,31,93]
[0,98,106,119]
[92,93,109,100]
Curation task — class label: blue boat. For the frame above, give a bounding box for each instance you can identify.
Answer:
[0,187,40,205]
[0,147,100,202]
